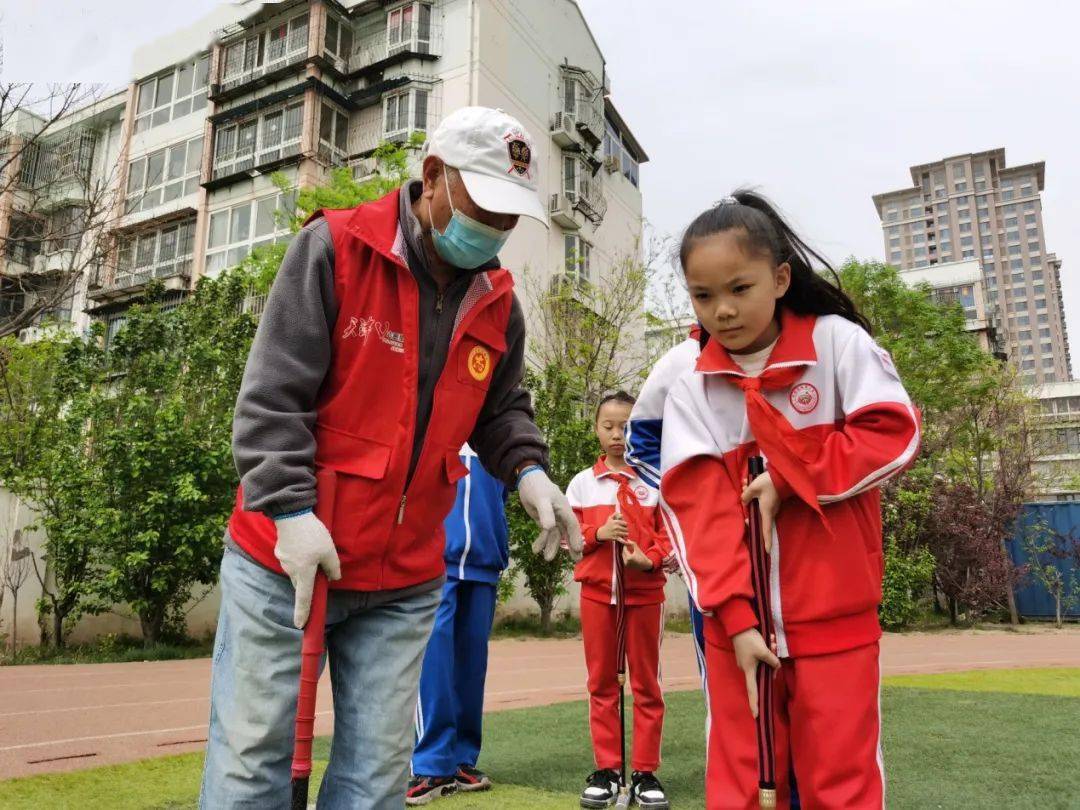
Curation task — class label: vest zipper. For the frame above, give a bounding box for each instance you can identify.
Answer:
[397,494,407,524]
[435,291,444,314]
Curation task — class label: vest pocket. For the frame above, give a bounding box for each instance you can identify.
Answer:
[314,422,393,480]
[314,424,393,551]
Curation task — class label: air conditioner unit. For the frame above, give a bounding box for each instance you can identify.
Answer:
[17,326,45,344]
[603,154,620,174]
[32,254,48,275]
[550,112,577,148]
[333,56,347,73]
[549,193,580,230]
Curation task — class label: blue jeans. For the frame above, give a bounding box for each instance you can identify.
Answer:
[199,545,441,809]
[412,578,498,777]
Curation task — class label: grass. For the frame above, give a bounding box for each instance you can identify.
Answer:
[0,634,214,666]
[1,669,1077,808]
[489,610,695,639]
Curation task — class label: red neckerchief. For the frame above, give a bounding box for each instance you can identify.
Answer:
[697,311,832,538]
[596,458,654,549]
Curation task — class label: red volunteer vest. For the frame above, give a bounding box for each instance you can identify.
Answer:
[228,190,514,590]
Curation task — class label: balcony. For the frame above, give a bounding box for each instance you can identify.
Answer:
[572,178,607,225]
[211,25,310,102]
[87,259,192,307]
[350,21,442,75]
[210,123,303,185]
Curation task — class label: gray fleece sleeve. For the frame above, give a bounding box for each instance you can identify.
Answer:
[233,218,338,517]
[469,293,549,487]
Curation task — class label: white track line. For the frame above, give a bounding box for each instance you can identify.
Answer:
[0,711,334,753]
[0,697,208,719]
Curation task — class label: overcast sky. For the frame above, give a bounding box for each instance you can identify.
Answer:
[3,1,1078,369]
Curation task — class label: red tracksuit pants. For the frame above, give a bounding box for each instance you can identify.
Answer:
[580,595,665,772]
[704,623,884,809]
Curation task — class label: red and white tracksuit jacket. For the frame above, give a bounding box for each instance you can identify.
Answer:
[566,458,671,772]
[660,310,921,809]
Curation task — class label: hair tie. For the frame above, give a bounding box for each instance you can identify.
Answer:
[716,196,739,206]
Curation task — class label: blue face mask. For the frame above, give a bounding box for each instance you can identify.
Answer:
[428,171,512,270]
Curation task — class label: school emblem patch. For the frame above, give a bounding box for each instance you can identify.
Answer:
[633,484,649,501]
[505,131,532,177]
[468,345,492,381]
[790,382,819,414]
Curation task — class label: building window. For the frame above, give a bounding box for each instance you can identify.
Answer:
[889,237,900,248]
[126,135,203,214]
[1002,189,1015,201]
[889,251,901,264]
[135,55,210,134]
[564,233,591,283]
[960,236,973,247]
[319,101,350,160]
[383,88,431,139]
[113,219,196,288]
[388,2,433,53]
[222,12,309,86]
[912,233,926,244]
[1040,328,1051,339]
[975,178,986,191]
[1021,183,1033,196]
[1028,241,1041,254]
[955,181,967,192]
[936,203,948,214]
[953,163,966,179]
[959,222,972,233]
[323,13,353,62]
[206,190,296,274]
[213,102,302,179]
[886,208,898,222]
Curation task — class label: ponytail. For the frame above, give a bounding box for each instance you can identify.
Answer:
[679,189,871,334]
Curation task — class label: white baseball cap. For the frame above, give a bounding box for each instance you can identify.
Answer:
[425,106,548,227]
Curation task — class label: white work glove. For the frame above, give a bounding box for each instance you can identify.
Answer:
[273,511,342,628]
[517,467,583,562]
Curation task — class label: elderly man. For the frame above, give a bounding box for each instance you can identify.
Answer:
[200,106,582,809]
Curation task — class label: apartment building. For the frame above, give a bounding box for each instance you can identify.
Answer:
[899,259,1006,359]
[872,150,1069,385]
[0,0,647,348]
[1031,380,1080,501]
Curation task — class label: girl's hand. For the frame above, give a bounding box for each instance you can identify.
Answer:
[732,628,781,719]
[741,471,780,553]
[620,540,654,571]
[597,513,629,542]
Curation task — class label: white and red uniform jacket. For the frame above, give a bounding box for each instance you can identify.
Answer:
[566,458,672,606]
[660,310,921,657]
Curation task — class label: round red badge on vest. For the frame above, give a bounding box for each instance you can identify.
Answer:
[468,345,492,381]
[634,485,648,501]
[790,382,819,414]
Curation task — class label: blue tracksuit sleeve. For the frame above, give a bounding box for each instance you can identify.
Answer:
[443,446,509,583]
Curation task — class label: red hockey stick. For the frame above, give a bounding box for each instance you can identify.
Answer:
[290,468,336,809]
[746,456,777,809]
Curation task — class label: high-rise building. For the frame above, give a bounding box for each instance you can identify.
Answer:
[872,149,1070,384]
[0,0,648,348]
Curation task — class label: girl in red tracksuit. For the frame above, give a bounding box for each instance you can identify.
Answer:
[566,392,674,810]
[659,191,921,809]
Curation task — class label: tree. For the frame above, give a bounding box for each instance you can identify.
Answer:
[3,530,31,651]
[506,365,596,633]
[0,332,104,646]
[507,243,656,632]
[1021,520,1080,628]
[838,259,1032,626]
[79,271,258,644]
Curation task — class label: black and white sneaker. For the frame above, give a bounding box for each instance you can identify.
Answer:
[405,775,457,805]
[631,771,670,809]
[580,768,620,808]
[454,764,492,792]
